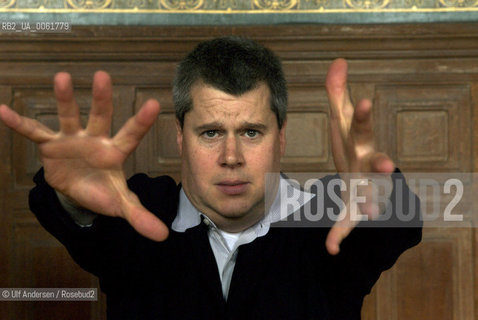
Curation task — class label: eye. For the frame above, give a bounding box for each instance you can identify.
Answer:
[245,130,259,138]
[202,130,218,139]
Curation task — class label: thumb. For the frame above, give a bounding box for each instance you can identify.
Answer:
[326,223,351,256]
[325,206,358,255]
[124,203,169,241]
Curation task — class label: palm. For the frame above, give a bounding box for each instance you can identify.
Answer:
[0,71,168,241]
[42,137,126,216]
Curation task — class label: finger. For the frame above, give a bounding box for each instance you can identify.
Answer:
[325,225,350,255]
[326,59,353,172]
[325,207,357,255]
[351,99,373,138]
[125,205,169,241]
[0,104,55,143]
[86,71,113,136]
[113,99,160,155]
[326,59,356,173]
[349,99,375,166]
[54,72,82,134]
[329,119,349,172]
[325,58,354,125]
[368,152,395,174]
[356,176,383,219]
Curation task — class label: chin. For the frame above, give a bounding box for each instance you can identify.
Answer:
[216,206,250,219]
[214,200,262,220]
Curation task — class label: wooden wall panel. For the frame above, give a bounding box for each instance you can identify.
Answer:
[375,85,472,172]
[374,228,474,320]
[473,82,478,320]
[135,87,181,181]
[0,86,12,320]
[397,110,449,161]
[283,85,335,172]
[8,222,100,319]
[284,112,328,159]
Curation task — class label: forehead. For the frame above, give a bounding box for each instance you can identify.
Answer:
[186,82,274,125]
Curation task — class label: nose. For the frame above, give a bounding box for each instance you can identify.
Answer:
[219,135,244,168]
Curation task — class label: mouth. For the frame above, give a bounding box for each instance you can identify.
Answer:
[216,180,250,196]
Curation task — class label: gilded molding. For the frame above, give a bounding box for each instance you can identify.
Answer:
[160,0,204,10]
[1,0,477,13]
[213,0,237,8]
[66,0,112,9]
[253,0,298,10]
[345,0,390,9]
[0,0,15,8]
[438,0,478,7]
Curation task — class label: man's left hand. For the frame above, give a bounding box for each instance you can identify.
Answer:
[325,58,394,255]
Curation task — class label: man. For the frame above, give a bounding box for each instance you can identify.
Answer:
[0,37,421,319]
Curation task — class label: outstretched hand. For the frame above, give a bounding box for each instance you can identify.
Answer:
[0,71,169,241]
[325,59,394,255]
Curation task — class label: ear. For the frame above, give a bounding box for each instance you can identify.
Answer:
[176,118,183,156]
[279,119,287,157]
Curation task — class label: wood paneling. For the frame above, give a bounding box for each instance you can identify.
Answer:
[283,84,333,171]
[473,82,478,320]
[0,86,12,320]
[0,24,477,319]
[375,85,472,172]
[374,228,474,320]
[8,222,100,319]
[135,87,180,180]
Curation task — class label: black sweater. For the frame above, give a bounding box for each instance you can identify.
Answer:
[29,169,422,320]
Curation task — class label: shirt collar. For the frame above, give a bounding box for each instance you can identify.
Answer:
[171,175,315,236]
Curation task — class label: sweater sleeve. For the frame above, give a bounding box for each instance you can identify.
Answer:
[28,168,179,293]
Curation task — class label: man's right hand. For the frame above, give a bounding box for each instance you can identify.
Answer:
[0,71,169,241]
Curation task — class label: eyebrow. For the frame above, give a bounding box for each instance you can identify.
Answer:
[242,122,268,132]
[194,121,268,133]
[194,121,223,132]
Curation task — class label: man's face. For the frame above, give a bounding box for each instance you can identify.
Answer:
[176,82,286,232]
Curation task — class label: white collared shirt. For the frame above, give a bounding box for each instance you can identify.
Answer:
[172,176,315,300]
